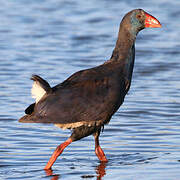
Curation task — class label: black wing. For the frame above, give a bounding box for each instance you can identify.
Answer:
[20,64,127,125]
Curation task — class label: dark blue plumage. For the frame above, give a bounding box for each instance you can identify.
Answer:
[19,9,161,170]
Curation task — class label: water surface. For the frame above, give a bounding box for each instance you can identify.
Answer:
[0,0,180,179]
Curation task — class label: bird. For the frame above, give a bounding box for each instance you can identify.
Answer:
[19,9,161,170]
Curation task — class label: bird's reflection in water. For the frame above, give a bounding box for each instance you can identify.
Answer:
[96,162,107,180]
[44,161,107,180]
[44,169,59,180]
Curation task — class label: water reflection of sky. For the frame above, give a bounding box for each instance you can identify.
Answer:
[0,0,180,179]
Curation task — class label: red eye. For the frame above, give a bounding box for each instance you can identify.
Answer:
[137,15,142,19]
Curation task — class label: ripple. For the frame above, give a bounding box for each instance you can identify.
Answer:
[0,0,180,180]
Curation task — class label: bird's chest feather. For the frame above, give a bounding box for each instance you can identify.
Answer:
[124,44,135,83]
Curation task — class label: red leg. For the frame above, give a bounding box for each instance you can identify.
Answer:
[44,138,72,170]
[94,131,108,162]
[95,145,108,162]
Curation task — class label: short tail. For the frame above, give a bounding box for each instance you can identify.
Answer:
[19,115,34,123]
[31,75,51,103]
[19,114,50,123]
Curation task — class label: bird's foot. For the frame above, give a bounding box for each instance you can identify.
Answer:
[95,145,108,162]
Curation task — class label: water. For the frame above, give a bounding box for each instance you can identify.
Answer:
[0,0,180,179]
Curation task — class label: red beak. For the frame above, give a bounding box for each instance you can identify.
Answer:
[145,12,162,28]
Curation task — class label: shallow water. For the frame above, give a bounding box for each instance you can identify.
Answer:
[1,0,180,179]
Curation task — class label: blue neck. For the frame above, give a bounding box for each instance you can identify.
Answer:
[110,27,136,84]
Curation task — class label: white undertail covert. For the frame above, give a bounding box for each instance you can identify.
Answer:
[31,81,46,103]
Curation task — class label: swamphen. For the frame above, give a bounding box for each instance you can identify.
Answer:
[19,9,161,169]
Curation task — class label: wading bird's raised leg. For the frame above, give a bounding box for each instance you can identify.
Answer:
[44,138,72,170]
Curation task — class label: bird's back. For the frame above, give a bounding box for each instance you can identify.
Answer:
[19,61,128,129]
